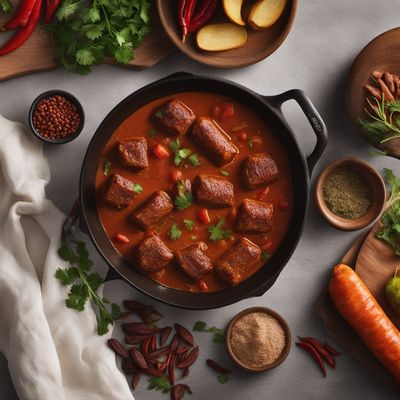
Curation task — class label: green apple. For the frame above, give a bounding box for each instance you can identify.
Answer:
[386,276,400,314]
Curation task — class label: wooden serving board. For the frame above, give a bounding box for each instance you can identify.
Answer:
[0,4,175,81]
[316,222,400,391]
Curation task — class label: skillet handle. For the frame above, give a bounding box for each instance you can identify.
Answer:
[263,89,328,176]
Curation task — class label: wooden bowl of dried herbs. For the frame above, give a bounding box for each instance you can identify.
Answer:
[315,158,386,231]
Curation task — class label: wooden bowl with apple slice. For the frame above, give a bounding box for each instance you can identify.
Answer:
[156,0,298,68]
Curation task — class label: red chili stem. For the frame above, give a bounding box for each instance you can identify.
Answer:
[0,0,42,56]
[178,0,197,42]
[188,0,218,33]
[324,342,342,356]
[296,341,327,377]
[44,0,61,24]
[298,337,335,369]
[1,0,38,31]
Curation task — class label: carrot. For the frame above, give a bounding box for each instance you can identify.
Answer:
[328,264,400,383]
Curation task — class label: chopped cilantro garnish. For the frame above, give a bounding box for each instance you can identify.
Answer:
[103,159,111,176]
[183,219,195,231]
[133,183,143,194]
[207,218,231,242]
[169,223,182,241]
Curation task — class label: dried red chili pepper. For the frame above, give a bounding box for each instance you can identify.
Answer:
[44,0,61,23]
[324,342,342,356]
[298,337,336,369]
[169,355,176,385]
[178,0,197,42]
[296,341,326,377]
[1,0,37,31]
[0,0,42,56]
[206,359,231,374]
[188,0,218,33]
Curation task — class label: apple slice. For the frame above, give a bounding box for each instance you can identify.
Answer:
[223,0,245,26]
[196,24,247,52]
[248,0,287,30]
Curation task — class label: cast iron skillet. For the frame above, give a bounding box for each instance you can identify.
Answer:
[64,72,327,310]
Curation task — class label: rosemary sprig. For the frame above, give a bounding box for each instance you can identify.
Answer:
[359,95,400,144]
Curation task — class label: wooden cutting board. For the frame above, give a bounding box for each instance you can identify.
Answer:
[316,221,400,391]
[0,5,175,81]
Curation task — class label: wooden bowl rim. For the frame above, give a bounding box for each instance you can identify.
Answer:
[346,27,400,157]
[225,306,292,372]
[156,0,298,68]
[315,157,386,231]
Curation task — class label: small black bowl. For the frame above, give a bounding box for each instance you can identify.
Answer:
[29,90,85,144]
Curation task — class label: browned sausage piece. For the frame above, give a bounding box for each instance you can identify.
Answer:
[171,178,192,199]
[118,137,149,170]
[243,152,279,189]
[131,191,174,230]
[153,99,196,136]
[190,117,239,166]
[176,242,213,282]
[215,238,261,285]
[137,233,173,272]
[103,173,136,209]
[235,199,273,233]
[193,174,234,208]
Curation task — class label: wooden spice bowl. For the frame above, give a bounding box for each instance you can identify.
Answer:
[315,157,386,231]
[225,307,292,372]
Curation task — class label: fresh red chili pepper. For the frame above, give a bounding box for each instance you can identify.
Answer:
[1,0,38,31]
[0,0,41,56]
[296,341,327,377]
[178,0,197,42]
[298,337,336,369]
[188,0,218,33]
[324,342,342,356]
[44,0,61,24]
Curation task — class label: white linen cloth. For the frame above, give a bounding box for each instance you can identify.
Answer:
[0,115,134,400]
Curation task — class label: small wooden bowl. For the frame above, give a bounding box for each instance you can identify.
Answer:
[315,158,386,231]
[225,307,291,372]
[156,0,298,68]
[347,28,400,159]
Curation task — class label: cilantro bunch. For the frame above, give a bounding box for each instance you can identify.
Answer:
[47,0,152,74]
[0,0,12,12]
[56,241,121,335]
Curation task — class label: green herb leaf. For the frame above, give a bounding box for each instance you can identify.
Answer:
[48,0,152,74]
[376,169,400,255]
[148,128,157,138]
[169,223,182,241]
[55,241,117,335]
[220,170,229,177]
[133,183,143,194]
[174,182,193,210]
[183,219,195,231]
[111,303,122,320]
[0,0,12,13]
[261,251,270,262]
[193,321,225,343]
[103,159,111,176]
[155,110,164,119]
[190,235,197,241]
[248,136,254,149]
[208,218,231,242]
[218,373,230,384]
[189,153,200,167]
[169,139,193,166]
[148,376,172,393]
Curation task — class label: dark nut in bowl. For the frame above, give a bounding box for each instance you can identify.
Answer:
[226,306,291,372]
[29,90,85,144]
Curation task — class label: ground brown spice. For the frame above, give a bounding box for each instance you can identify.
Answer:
[230,311,286,367]
[323,167,371,219]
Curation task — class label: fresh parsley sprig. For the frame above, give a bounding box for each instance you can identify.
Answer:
[169,223,182,241]
[193,321,225,343]
[148,377,171,393]
[376,169,400,255]
[174,181,193,210]
[56,241,121,335]
[46,0,152,74]
[208,218,231,242]
[169,139,200,167]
